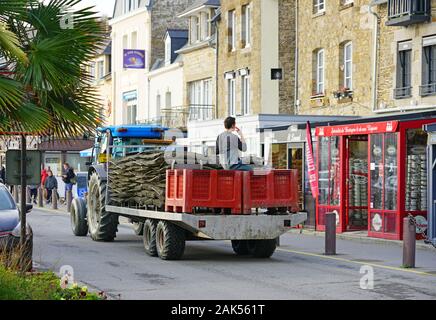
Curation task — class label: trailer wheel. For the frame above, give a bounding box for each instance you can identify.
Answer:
[231,240,250,255]
[156,221,185,260]
[143,219,157,257]
[247,240,277,258]
[133,222,144,236]
[87,172,119,242]
[71,198,88,236]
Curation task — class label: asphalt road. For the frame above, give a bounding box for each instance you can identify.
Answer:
[29,208,436,300]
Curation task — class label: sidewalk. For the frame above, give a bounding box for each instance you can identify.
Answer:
[287,227,435,252]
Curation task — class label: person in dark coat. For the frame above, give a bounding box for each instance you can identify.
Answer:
[0,165,5,184]
[44,170,58,204]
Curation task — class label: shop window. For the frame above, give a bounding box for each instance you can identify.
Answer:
[370,134,384,210]
[318,136,340,206]
[271,144,288,169]
[405,128,428,211]
[384,133,398,211]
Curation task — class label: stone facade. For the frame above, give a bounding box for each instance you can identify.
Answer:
[217,0,296,118]
[377,0,436,112]
[297,0,375,116]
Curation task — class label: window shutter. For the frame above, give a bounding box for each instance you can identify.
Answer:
[423,47,430,85]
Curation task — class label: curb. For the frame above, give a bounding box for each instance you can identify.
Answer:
[286,228,435,252]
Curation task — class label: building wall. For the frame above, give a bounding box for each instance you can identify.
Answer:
[297,0,375,116]
[377,1,436,112]
[91,53,113,126]
[148,62,185,127]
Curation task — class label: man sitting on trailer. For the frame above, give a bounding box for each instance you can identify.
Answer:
[216,117,252,171]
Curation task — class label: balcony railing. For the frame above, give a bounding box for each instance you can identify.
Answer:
[189,105,215,121]
[161,106,190,129]
[386,0,431,26]
[394,86,412,99]
[420,83,436,97]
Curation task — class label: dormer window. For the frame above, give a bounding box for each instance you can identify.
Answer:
[190,16,200,43]
[165,36,171,65]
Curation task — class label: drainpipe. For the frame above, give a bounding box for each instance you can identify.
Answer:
[213,19,220,120]
[294,0,299,115]
[369,1,380,113]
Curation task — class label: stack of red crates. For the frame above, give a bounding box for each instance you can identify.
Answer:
[165,169,243,214]
[165,169,299,215]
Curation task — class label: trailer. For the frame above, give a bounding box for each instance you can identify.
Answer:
[70,125,307,260]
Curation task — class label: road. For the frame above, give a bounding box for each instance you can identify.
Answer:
[29,208,436,300]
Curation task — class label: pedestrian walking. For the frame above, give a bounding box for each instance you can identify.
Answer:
[62,163,76,200]
[28,185,38,204]
[41,166,49,201]
[44,170,58,204]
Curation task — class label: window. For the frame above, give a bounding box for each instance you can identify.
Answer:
[228,10,236,51]
[90,62,96,81]
[242,4,252,48]
[97,61,104,79]
[421,36,436,96]
[191,16,200,43]
[313,49,325,95]
[241,73,250,115]
[123,0,139,14]
[165,91,171,108]
[127,105,137,125]
[123,35,128,49]
[343,42,352,90]
[131,31,137,49]
[313,0,325,14]
[395,41,412,99]
[228,78,236,116]
[189,79,213,120]
[201,12,210,40]
[165,37,171,65]
[156,94,161,114]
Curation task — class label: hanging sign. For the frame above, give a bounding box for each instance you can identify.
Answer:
[316,121,399,137]
[306,122,318,199]
[123,50,146,69]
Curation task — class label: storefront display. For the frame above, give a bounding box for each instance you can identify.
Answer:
[315,114,436,240]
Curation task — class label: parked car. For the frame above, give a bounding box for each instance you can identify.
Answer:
[0,183,33,271]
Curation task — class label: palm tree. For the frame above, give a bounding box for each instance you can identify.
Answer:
[0,0,105,137]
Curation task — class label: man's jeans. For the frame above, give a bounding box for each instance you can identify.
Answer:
[230,162,253,172]
[65,183,73,199]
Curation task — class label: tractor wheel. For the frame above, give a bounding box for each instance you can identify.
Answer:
[87,172,118,242]
[156,221,185,260]
[143,219,157,256]
[231,240,251,256]
[247,240,277,258]
[71,198,88,236]
[133,222,144,236]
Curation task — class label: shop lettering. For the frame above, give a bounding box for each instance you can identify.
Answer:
[317,121,399,137]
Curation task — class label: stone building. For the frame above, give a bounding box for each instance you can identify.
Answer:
[110,0,194,125]
[176,0,220,124]
[296,0,377,116]
[216,0,296,118]
[376,0,436,113]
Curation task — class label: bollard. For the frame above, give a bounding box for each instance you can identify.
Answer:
[403,217,416,268]
[325,212,336,255]
[66,190,72,213]
[276,237,280,247]
[52,188,58,210]
[13,186,19,203]
[37,186,44,208]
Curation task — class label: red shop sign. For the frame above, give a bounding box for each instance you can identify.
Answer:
[316,121,399,137]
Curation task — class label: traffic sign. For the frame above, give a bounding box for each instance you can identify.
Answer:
[5,150,42,185]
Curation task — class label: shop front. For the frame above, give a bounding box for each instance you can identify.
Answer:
[425,123,436,243]
[315,113,436,240]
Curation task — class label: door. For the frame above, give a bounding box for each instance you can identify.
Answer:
[346,136,369,231]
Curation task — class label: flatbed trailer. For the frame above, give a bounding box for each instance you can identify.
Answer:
[70,126,308,260]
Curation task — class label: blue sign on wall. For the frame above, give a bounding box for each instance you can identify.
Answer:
[123,49,146,69]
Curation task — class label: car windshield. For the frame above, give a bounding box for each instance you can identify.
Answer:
[0,186,16,210]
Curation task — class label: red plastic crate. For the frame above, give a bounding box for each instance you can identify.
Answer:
[165,169,243,214]
[242,170,300,214]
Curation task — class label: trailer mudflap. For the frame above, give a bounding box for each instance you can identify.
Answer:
[105,205,307,240]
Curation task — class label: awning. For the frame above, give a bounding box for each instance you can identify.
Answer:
[80,148,93,158]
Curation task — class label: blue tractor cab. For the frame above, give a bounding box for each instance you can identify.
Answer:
[93,124,172,164]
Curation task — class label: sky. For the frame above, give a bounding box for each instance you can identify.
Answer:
[75,0,116,17]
